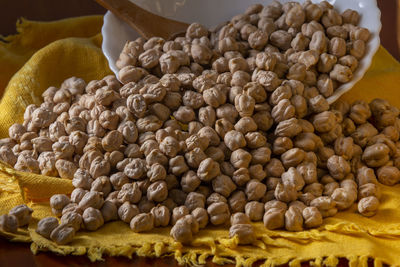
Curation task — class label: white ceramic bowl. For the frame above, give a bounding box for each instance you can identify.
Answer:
[102,0,381,103]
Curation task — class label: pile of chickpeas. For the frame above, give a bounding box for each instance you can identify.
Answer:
[0,0,399,246]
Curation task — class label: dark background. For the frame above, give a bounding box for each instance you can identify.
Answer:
[0,0,397,266]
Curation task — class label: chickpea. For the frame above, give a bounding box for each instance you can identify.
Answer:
[230,149,252,169]
[309,95,329,113]
[81,207,104,231]
[309,31,328,54]
[340,9,360,25]
[71,188,88,204]
[197,158,220,182]
[0,214,18,233]
[362,143,390,168]
[302,206,323,228]
[224,130,246,151]
[0,146,17,167]
[91,176,112,197]
[183,192,205,213]
[272,137,293,156]
[275,182,297,203]
[235,94,255,118]
[117,182,142,204]
[101,130,123,152]
[358,183,381,200]
[186,22,208,39]
[245,179,267,201]
[263,207,285,230]
[327,155,351,180]
[207,202,230,225]
[78,191,104,210]
[130,213,154,232]
[351,123,379,147]
[281,148,306,169]
[150,205,170,227]
[349,100,371,125]
[312,111,337,133]
[89,156,110,179]
[54,159,77,179]
[50,224,75,245]
[210,175,236,198]
[287,63,306,81]
[358,196,379,217]
[284,206,303,232]
[61,212,83,231]
[376,166,400,186]
[147,181,168,202]
[310,195,336,213]
[229,223,255,245]
[170,206,189,225]
[118,202,140,223]
[169,156,189,176]
[170,215,198,243]
[271,99,295,123]
[331,188,356,210]
[329,37,346,57]
[50,194,70,212]
[36,217,59,238]
[275,118,303,138]
[330,64,353,83]
[198,127,220,147]
[249,104,271,125]
[282,167,306,191]
[244,201,264,221]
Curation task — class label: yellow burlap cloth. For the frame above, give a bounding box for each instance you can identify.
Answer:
[1,16,400,266]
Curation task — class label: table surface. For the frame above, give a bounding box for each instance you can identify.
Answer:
[0,1,398,266]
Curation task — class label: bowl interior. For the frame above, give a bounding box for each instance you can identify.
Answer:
[102,0,381,103]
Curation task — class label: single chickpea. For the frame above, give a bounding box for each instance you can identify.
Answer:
[197,158,220,182]
[36,217,59,239]
[326,155,351,180]
[376,166,400,186]
[50,224,76,245]
[263,207,286,230]
[358,196,379,217]
[207,202,230,225]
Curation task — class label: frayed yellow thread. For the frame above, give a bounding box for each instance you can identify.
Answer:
[261,258,273,267]
[272,256,294,266]
[346,255,358,267]
[71,246,86,256]
[374,258,383,267]
[289,258,302,267]
[197,252,209,265]
[262,228,325,244]
[136,242,152,257]
[154,242,165,257]
[253,239,267,250]
[243,256,258,267]
[323,222,400,239]
[183,251,198,266]
[174,249,184,265]
[323,255,339,267]
[359,255,369,267]
[310,257,323,267]
[88,247,104,262]
[212,255,235,265]
[234,255,245,267]
[259,234,290,248]
[219,235,239,249]
[106,245,136,258]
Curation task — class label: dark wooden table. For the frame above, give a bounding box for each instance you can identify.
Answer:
[0,1,398,266]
